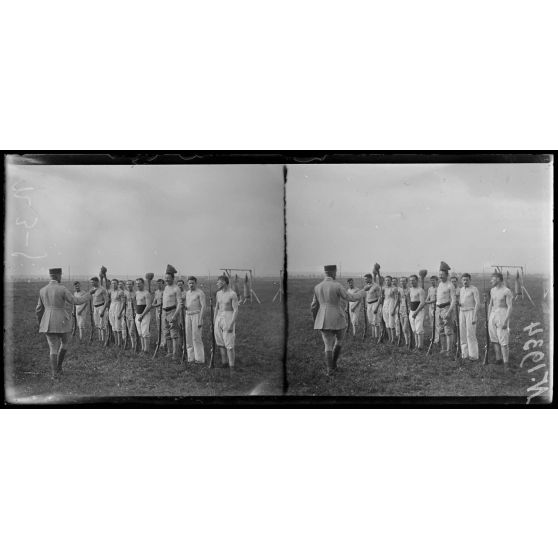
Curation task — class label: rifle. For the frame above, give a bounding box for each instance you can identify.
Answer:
[361,279,368,340]
[72,304,77,337]
[129,293,140,352]
[209,277,215,368]
[153,301,163,359]
[103,288,112,348]
[89,297,95,343]
[180,294,187,365]
[122,297,128,350]
[426,293,437,355]
[454,294,462,365]
[482,292,490,365]
[406,292,415,350]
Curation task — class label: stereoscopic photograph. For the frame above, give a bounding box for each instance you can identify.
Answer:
[3,153,554,405]
[4,155,285,402]
[286,159,553,402]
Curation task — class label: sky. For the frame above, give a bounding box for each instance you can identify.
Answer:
[6,162,284,278]
[286,163,553,276]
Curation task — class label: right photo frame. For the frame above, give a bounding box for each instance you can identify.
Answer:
[285,154,553,404]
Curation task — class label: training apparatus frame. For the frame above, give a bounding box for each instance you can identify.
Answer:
[220,268,261,304]
[490,264,535,307]
[272,270,284,303]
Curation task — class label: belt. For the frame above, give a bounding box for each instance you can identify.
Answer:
[163,305,176,312]
[410,301,420,311]
[94,303,105,308]
[367,299,379,304]
[186,310,201,315]
[437,302,450,308]
[136,304,146,314]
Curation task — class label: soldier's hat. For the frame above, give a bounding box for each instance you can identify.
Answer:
[439,261,451,272]
[166,264,178,276]
[49,267,62,275]
[324,264,337,273]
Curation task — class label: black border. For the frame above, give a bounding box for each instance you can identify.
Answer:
[3,151,555,408]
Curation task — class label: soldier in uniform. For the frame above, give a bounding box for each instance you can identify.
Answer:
[488,271,513,372]
[311,265,370,374]
[214,274,239,371]
[36,268,93,377]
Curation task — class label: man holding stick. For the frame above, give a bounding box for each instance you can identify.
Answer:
[36,268,93,377]
[436,262,457,356]
[161,265,182,361]
[311,265,370,374]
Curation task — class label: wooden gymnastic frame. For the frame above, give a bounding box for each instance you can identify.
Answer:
[491,264,535,307]
[220,268,261,304]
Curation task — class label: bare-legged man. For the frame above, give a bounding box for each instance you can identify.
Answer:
[409,274,426,349]
[488,272,513,372]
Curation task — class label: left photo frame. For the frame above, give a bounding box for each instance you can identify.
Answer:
[4,154,287,403]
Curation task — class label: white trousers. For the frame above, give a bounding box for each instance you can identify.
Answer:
[185,312,205,363]
[459,309,479,359]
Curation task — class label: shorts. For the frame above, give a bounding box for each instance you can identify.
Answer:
[162,308,180,340]
[349,305,360,326]
[436,305,454,336]
[382,302,396,328]
[93,305,108,330]
[214,312,235,350]
[488,308,510,346]
[76,306,88,328]
[320,329,346,351]
[367,301,381,326]
[409,308,425,334]
[109,304,123,332]
[135,312,151,338]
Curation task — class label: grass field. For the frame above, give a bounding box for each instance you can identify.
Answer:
[286,276,552,401]
[4,278,285,403]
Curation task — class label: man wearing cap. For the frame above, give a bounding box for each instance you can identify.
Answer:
[161,265,182,360]
[436,262,457,355]
[459,273,480,361]
[311,265,371,374]
[181,276,206,364]
[134,277,153,353]
[73,281,89,341]
[488,272,513,372]
[89,276,109,342]
[409,274,427,349]
[36,268,93,377]
[346,278,361,337]
[214,274,239,371]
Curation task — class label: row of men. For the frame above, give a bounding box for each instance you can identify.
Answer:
[312,264,513,374]
[36,268,240,377]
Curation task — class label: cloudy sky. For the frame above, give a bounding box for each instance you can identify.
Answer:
[6,162,284,278]
[287,163,553,275]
